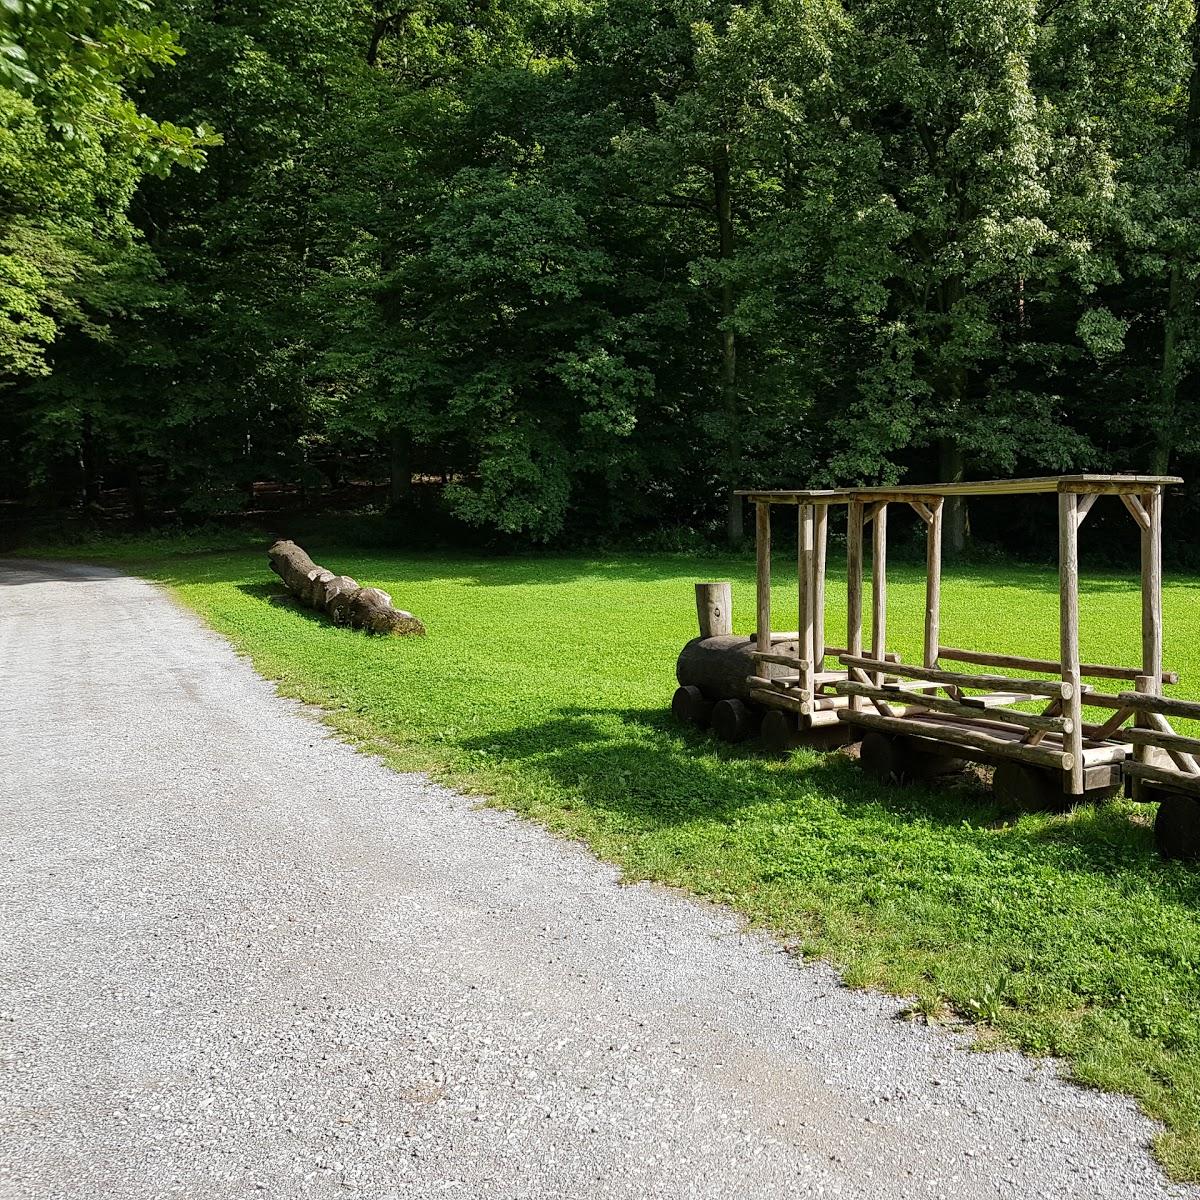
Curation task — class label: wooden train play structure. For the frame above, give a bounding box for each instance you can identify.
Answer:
[672,473,1200,860]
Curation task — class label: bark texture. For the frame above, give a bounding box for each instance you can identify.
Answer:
[268,540,426,636]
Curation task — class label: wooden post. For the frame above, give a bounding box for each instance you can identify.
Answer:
[756,501,771,659]
[813,504,828,671]
[871,502,888,684]
[695,582,732,638]
[924,498,943,668]
[1136,490,1164,782]
[1059,491,1085,794]
[1141,489,1163,692]
[847,499,865,712]
[798,504,816,701]
[1134,674,1155,768]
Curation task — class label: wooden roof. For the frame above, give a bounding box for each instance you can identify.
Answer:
[846,474,1182,499]
[737,475,1182,503]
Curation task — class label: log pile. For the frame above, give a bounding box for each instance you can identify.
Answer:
[267,540,426,636]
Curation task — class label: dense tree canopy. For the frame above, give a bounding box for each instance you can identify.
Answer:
[3,0,1199,552]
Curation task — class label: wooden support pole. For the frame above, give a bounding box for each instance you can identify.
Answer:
[1059,491,1085,794]
[798,504,816,700]
[1142,489,1163,692]
[925,498,943,668]
[813,504,828,671]
[755,501,771,659]
[847,499,865,711]
[871,502,887,683]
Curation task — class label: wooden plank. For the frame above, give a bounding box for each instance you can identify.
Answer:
[936,645,1179,685]
[755,502,771,662]
[835,681,1072,733]
[846,500,865,711]
[813,504,828,673]
[924,498,943,668]
[871,501,887,681]
[960,692,1041,709]
[836,709,1072,771]
[838,654,1073,698]
[798,504,815,700]
[882,680,943,693]
[1060,491,1085,794]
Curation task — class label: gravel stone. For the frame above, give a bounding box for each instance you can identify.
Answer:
[0,558,1195,1200]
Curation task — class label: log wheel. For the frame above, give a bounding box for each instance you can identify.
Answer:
[992,761,1066,813]
[1154,791,1200,861]
[711,698,757,744]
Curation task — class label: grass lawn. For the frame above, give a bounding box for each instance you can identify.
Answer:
[23,533,1200,1179]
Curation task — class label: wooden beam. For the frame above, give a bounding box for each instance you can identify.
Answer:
[849,666,901,717]
[924,498,943,669]
[1075,493,1099,527]
[751,651,812,670]
[837,654,1074,698]
[755,501,771,662]
[1121,493,1151,531]
[936,645,1178,685]
[836,681,1072,734]
[1115,689,1200,722]
[1060,491,1085,794]
[1123,760,1200,798]
[1023,698,1063,747]
[837,709,1072,771]
[909,500,934,525]
[1118,726,1200,774]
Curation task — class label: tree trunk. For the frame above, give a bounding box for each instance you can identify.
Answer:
[79,412,99,511]
[389,428,412,510]
[714,145,742,545]
[939,438,968,557]
[1156,12,1200,475]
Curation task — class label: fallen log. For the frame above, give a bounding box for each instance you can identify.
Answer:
[267,540,426,636]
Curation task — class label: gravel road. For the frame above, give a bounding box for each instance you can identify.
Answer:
[1,558,1194,1200]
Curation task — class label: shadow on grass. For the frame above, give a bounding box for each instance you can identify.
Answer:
[234,581,338,626]
[459,702,1200,904]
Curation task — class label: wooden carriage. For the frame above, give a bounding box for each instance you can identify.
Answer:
[821,474,1194,820]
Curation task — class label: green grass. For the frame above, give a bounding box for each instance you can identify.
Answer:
[26,535,1200,1179]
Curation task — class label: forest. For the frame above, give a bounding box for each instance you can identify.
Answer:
[3,0,1199,554]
